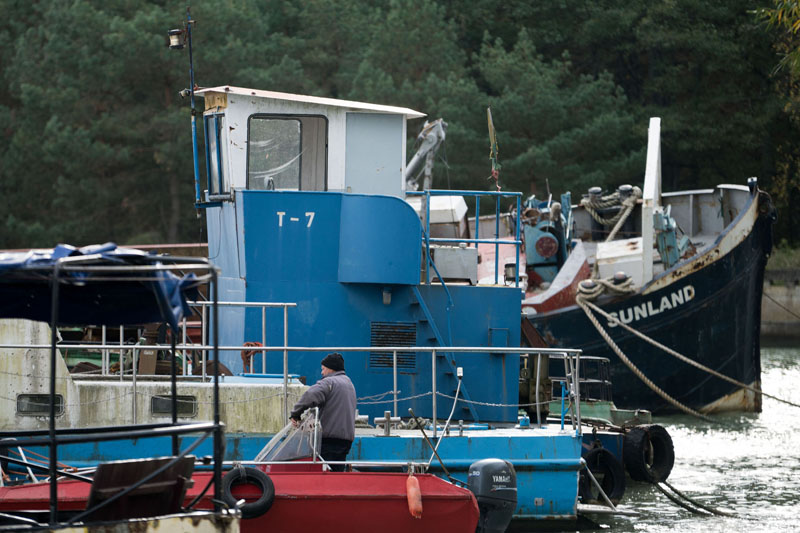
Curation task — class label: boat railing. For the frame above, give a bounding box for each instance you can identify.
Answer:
[2,294,584,432]
[5,337,584,433]
[548,353,614,403]
[0,254,227,526]
[44,300,297,380]
[408,189,523,286]
[186,300,297,379]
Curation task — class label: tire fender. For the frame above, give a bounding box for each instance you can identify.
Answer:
[221,466,275,519]
[579,447,626,505]
[623,424,675,483]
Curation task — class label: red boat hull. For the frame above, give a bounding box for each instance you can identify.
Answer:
[0,471,479,533]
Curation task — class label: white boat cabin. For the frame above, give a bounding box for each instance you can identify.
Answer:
[196,86,425,200]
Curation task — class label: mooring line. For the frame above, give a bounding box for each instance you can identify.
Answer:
[661,480,736,517]
[653,481,711,516]
[581,298,800,410]
[763,291,800,321]
[576,295,713,422]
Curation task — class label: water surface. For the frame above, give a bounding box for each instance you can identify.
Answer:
[592,344,800,532]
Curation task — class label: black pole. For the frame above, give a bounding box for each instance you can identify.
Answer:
[187,7,196,116]
[171,335,178,455]
[186,6,203,207]
[212,268,221,512]
[48,261,61,525]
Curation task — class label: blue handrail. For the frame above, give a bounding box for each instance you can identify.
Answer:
[408,189,522,287]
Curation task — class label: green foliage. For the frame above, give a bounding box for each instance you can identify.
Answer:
[474,30,644,194]
[756,0,800,246]
[0,0,795,247]
[756,0,800,75]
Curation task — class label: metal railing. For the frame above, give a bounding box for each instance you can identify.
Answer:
[549,354,614,404]
[1,289,585,436]
[1,300,297,424]
[187,301,296,379]
[408,189,523,286]
[0,341,583,435]
[0,255,226,525]
[53,300,297,380]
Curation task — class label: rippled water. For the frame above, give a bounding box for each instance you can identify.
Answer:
[592,343,800,532]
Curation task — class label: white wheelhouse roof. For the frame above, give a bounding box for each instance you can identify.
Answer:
[196,85,426,119]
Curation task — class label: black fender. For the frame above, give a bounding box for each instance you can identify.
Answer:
[623,424,675,483]
[221,466,275,519]
[579,447,626,505]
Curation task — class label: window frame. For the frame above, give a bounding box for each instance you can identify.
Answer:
[16,393,64,417]
[246,113,329,191]
[204,112,227,199]
[150,394,198,418]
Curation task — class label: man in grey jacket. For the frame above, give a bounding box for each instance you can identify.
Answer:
[290,352,356,472]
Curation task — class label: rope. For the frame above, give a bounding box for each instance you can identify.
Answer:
[581,298,800,410]
[660,480,736,517]
[763,291,800,321]
[356,389,552,409]
[357,392,434,405]
[357,390,399,402]
[575,275,800,421]
[575,281,713,422]
[0,389,297,408]
[580,187,642,237]
[605,187,641,242]
[436,392,550,409]
[653,481,712,515]
[172,390,291,405]
[0,369,74,381]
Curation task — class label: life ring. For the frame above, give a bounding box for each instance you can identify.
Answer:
[623,424,675,483]
[221,466,275,519]
[579,447,626,505]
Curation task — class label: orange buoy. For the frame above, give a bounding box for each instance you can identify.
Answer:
[406,474,423,519]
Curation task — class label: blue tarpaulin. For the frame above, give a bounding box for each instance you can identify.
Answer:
[0,243,203,331]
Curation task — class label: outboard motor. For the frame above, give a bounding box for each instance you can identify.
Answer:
[467,458,517,533]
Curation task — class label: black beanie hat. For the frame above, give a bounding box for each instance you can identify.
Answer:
[321,352,345,372]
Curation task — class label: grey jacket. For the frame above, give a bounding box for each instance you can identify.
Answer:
[290,371,356,441]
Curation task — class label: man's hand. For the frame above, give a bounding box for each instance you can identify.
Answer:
[291,417,300,427]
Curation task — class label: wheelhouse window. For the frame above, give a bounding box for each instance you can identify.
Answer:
[247,115,327,191]
[204,113,227,197]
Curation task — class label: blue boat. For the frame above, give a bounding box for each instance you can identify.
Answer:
[187,84,591,525]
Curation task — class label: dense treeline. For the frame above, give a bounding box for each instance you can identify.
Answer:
[0,0,798,247]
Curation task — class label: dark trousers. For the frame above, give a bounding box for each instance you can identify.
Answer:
[320,437,352,472]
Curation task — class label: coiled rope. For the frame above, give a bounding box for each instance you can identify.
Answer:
[580,187,642,242]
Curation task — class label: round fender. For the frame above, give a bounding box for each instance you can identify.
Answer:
[579,447,626,505]
[221,466,275,519]
[623,424,675,483]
